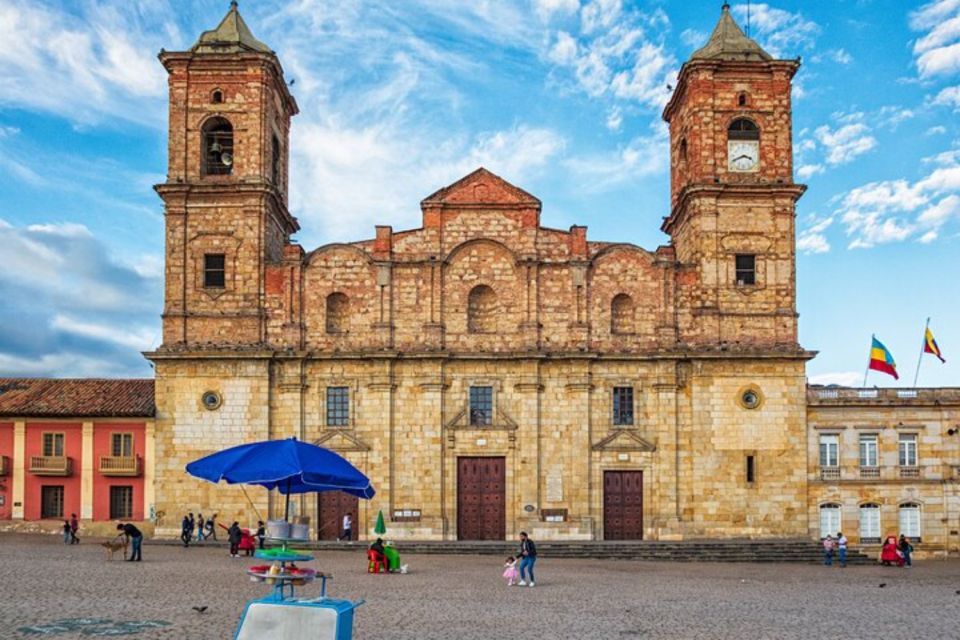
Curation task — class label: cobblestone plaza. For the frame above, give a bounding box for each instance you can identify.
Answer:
[3,535,960,639]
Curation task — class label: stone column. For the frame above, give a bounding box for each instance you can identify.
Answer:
[144,420,156,523]
[80,421,94,520]
[12,420,25,520]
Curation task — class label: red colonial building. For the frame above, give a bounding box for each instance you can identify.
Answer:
[0,379,154,533]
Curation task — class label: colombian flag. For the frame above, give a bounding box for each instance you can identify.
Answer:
[869,337,899,380]
[924,327,946,363]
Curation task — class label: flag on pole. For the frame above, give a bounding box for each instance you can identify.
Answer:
[923,326,945,363]
[869,337,899,380]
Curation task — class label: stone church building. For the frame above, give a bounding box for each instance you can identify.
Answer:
[123,4,956,551]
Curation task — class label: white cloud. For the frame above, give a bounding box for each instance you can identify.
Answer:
[581,0,622,35]
[797,164,823,179]
[829,48,852,64]
[932,85,960,109]
[809,371,864,387]
[731,3,819,57]
[534,0,580,21]
[605,106,623,131]
[926,125,948,135]
[910,1,960,78]
[680,29,705,48]
[831,149,960,248]
[0,218,160,377]
[543,4,677,111]
[797,215,833,254]
[564,123,667,190]
[814,122,877,165]
[0,1,171,126]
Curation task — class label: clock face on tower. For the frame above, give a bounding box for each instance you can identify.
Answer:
[728,140,759,172]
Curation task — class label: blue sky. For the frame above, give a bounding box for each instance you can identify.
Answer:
[0,0,957,386]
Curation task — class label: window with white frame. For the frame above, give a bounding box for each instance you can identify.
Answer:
[859,434,878,467]
[819,434,839,467]
[859,504,881,543]
[898,434,918,467]
[819,503,841,538]
[899,503,921,539]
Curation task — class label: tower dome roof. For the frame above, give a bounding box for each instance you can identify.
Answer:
[690,3,771,62]
[191,1,272,54]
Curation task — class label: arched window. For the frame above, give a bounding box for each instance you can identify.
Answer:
[211,89,223,104]
[679,138,688,162]
[202,117,234,176]
[728,118,759,140]
[859,503,881,543]
[325,292,349,334]
[467,285,497,334]
[899,503,921,540]
[271,134,281,186]
[737,92,747,107]
[819,503,841,539]
[610,293,635,334]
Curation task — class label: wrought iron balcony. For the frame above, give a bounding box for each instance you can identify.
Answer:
[99,455,142,477]
[29,456,72,476]
[819,467,841,481]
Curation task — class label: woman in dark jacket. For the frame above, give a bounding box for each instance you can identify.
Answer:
[228,522,243,558]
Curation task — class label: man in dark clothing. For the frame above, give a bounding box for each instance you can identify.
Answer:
[207,513,218,541]
[69,514,80,544]
[228,521,242,558]
[180,515,192,547]
[197,513,206,542]
[117,523,143,561]
[256,521,266,550]
[518,531,537,587]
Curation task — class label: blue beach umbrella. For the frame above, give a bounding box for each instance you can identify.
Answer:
[186,437,375,521]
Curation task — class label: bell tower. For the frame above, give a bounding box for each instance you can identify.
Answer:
[156,1,299,347]
[662,3,805,349]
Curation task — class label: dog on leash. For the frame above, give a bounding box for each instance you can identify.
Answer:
[101,538,128,561]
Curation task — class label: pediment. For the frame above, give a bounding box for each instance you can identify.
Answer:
[443,405,518,431]
[421,167,541,207]
[592,430,656,452]
[313,430,370,452]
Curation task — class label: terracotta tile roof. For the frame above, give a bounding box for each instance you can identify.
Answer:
[0,379,155,418]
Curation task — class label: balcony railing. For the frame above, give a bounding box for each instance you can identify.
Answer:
[0,455,8,476]
[899,466,920,479]
[859,467,880,480]
[98,455,142,477]
[29,456,72,476]
[820,467,841,481]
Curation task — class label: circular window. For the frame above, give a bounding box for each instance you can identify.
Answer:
[201,391,222,411]
[738,386,763,410]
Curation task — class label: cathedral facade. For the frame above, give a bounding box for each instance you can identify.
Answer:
[143,4,960,552]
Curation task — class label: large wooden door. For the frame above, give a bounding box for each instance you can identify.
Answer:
[457,457,505,540]
[317,491,359,540]
[603,470,643,540]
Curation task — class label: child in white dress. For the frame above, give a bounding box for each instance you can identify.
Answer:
[502,556,520,586]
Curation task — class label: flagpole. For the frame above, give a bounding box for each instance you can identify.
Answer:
[912,318,929,387]
[863,334,874,387]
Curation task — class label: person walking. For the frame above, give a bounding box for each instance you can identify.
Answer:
[207,513,218,541]
[188,512,196,541]
[117,522,143,561]
[197,513,206,542]
[836,532,848,568]
[822,534,835,566]
[180,514,192,547]
[69,513,80,544]
[256,521,266,550]
[517,532,537,587]
[228,521,242,558]
[339,513,353,541]
[899,535,913,568]
[62,520,71,545]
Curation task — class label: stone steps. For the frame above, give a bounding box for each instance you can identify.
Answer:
[236,539,874,564]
